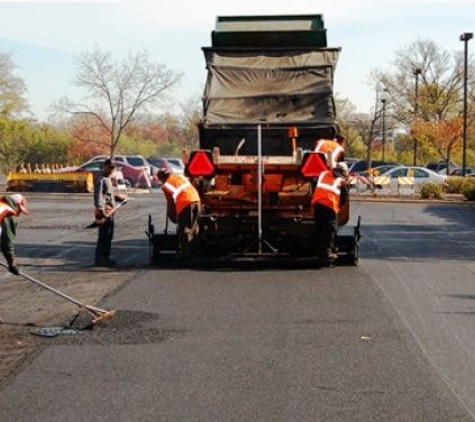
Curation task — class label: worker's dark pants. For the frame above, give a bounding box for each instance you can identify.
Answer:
[313,203,337,258]
[177,202,200,257]
[95,216,114,261]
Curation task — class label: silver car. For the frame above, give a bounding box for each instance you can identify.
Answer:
[377,166,447,191]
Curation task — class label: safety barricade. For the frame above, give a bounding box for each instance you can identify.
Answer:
[373,175,390,186]
[397,176,415,194]
[348,175,358,187]
[349,174,374,193]
[349,173,423,197]
[6,171,94,193]
[356,175,373,187]
[372,175,391,194]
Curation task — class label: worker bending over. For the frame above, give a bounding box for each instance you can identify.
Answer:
[0,194,29,275]
[314,134,345,169]
[157,169,201,257]
[312,162,349,266]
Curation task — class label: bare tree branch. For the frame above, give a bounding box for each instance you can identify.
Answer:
[58,47,183,156]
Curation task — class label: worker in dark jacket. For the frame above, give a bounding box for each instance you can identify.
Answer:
[312,162,349,265]
[94,159,126,267]
[0,193,29,275]
[157,168,201,257]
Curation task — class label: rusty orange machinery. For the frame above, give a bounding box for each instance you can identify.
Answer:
[184,149,349,227]
[6,171,94,193]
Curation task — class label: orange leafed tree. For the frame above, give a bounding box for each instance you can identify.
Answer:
[68,118,111,162]
[412,117,463,168]
[125,122,169,146]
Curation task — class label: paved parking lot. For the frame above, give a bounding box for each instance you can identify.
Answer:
[0,190,164,380]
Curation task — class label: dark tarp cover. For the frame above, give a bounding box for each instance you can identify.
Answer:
[202,49,340,127]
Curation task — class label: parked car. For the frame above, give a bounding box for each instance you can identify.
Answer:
[349,160,400,175]
[57,160,126,190]
[147,157,173,173]
[147,157,185,176]
[449,167,475,176]
[84,154,152,176]
[60,159,150,189]
[375,166,447,190]
[165,157,185,175]
[358,164,401,177]
[425,160,460,175]
[344,157,359,167]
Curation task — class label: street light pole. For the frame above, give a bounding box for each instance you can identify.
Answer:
[460,32,473,177]
[381,98,387,161]
[413,68,422,165]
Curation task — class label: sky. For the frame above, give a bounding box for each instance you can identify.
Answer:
[0,0,474,121]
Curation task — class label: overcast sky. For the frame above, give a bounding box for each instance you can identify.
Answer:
[0,0,474,121]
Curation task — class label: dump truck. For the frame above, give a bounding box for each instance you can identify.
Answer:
[148,14,360,264]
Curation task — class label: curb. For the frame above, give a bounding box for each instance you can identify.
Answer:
[350,194,471,205]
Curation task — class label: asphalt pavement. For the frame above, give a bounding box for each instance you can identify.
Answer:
[1,196,475,421]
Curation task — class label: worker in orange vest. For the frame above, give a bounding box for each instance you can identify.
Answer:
[157,168,201,257]
[0,193,29,276]
[311,162,349,265]
[314,133,345,169]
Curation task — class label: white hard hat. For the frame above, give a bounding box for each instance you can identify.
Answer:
[336,162,349,175]
[10,193,29,215]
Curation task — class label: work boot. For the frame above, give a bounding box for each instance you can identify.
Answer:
[321,250,338,267]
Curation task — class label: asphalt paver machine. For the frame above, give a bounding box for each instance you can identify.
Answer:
[148,14,360,266]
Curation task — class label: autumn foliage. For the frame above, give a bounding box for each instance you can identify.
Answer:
[411,117,463,164]
[68,118,111,161]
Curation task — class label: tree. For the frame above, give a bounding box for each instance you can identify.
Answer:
[58,47,182,157]
[412,118,463,173]
[0,117,70,171]
[178,96,201,152]
[68,115,111,162]
[0,51,28,116]
[376,40,468,122]
[335,96,366,158]
[0,116,27,171]
[372,39,474,164]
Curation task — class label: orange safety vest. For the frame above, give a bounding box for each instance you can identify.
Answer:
[311,170,342,213]
[314,139,344,169]
[0,200,17,223]
[161,174,200,216]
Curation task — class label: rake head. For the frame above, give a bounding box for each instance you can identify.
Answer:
[69,306,117,330]
[91,309,117,325]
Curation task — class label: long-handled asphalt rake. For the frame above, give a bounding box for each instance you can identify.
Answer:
[0,262,117,326]
[86,199,128,229]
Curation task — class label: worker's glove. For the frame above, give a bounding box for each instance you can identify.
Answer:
[94,208,105,219]
[8,263,20,275]
[332,168,345,178]
[95,208,106,219]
